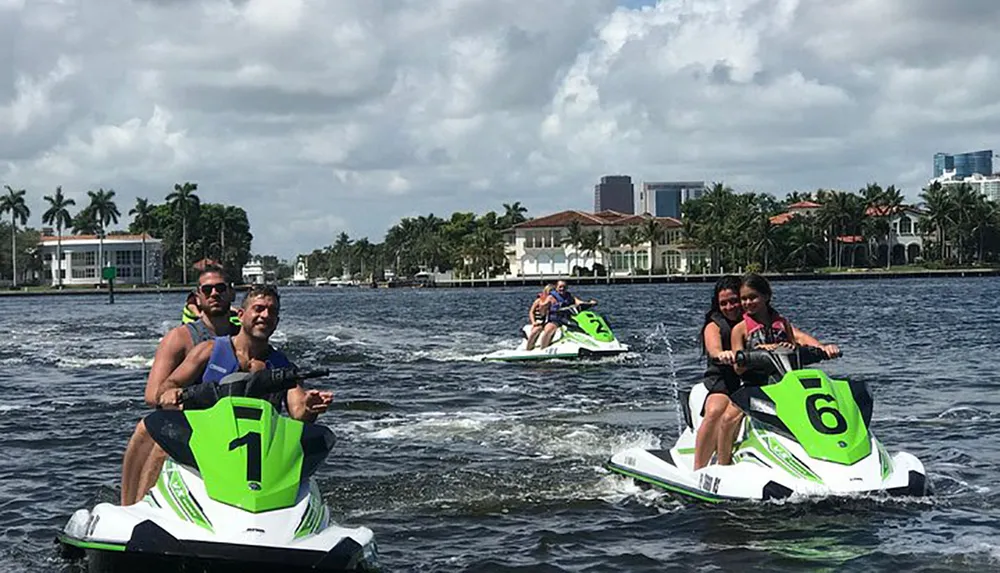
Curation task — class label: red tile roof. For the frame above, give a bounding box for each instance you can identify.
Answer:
[770,212,797,225]
[514,210,681,229]
[40,233,157,242]
[787,201,822,210]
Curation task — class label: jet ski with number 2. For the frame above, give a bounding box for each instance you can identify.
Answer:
[482,303,629,362]
[606,346,929,502]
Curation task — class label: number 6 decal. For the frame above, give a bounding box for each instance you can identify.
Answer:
[805,394,847,435]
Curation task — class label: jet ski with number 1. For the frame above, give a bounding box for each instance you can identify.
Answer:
[58,369,380,572]
[482,303,629,362]
[606,346,929,502]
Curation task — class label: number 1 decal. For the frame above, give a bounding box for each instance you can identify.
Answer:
[229,406,263,482]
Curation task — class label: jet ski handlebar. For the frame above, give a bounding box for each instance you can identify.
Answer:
[735,346,837,371]
[179,367,331,409]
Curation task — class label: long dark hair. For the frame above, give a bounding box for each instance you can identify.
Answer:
[700,275,742,352]
[740,273,777,317]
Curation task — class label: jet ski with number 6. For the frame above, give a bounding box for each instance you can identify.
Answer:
[482,303,629,362]
[606,346,929,502]
[58,368,380,572]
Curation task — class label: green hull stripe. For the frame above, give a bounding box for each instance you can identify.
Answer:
[605,462,726,503]
[58,536,127,553]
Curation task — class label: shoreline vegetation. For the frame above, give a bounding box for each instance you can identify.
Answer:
[0,266,996,297]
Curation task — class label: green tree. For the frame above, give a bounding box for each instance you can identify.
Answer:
[1,185,30,286]
[166,181,200,284]
[129,197,156,284]
[42,186,75,287]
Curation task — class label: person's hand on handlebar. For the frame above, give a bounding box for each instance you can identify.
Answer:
[158,388,184,410]
[714,350,737,365]
[820,344,841,358]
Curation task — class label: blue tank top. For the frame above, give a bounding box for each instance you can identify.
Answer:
[202,336,294,411]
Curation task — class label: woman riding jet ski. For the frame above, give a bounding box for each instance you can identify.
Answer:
[606,275,929,502]
[606,345,930,502]
[58,367,380,572]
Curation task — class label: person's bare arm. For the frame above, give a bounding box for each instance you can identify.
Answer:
[528,300,540,324]
[156,341,214,408]
[731,321,748,375]
[704,322,735,364]
[144,327,191,407]
[791,325,821,347]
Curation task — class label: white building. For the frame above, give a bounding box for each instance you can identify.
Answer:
[241,259,278,284]
[931,170,1000,202]
[288,257,310,286]
[770,202,927,266]
[38,234,163,286]
[505,210,711,276]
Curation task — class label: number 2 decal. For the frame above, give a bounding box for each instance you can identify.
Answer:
[229,406,263,482]
[587,317,608,334]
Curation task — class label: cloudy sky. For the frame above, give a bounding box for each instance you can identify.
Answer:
[2,0,999,258]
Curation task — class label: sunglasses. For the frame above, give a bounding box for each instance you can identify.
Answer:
[199,282,229,295]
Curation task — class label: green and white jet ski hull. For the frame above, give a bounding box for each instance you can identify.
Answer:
[606,356,929,502]
[483,307,629,362]
[59,394,380,572]
[59,462,378,571]
[483,325,629,362]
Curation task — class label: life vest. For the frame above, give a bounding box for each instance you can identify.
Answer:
[548,290,572,320]
[201,335,293,412]
[181,305,199,324]
[185,315,240,345]
[744,311,793,350]
[702,311,740,387]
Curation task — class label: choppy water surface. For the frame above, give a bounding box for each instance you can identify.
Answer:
[1,279,999,572]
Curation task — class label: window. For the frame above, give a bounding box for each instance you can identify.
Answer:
[118,266,133,278]
[115,250,132,266]
[71,251,96,266]
[898,216,913,235]
[661,252,681,272]
[72,267,97,279]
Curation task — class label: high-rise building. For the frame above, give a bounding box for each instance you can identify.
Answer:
[933,149,993,178]
[593,175,634,214]
[638,181,706,218]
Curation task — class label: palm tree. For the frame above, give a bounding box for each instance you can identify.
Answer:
[353,238,374,282]
[500,202,528,228]
[217,205,241,268]
[578,229,607,272]
[86,188,121,284]
[42,186,76,287]
[617,225,643,274]
[166,182,200,284]
[561,220,586,275]
[920,181,952,261]
[0,185,30,287]
[639,217,663,275]
[129,197,155,284]
[751,214,778,271]
[332,232,352,279]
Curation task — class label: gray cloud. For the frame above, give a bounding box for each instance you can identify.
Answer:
[1,0,998,258]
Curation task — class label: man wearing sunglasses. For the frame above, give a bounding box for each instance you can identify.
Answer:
[538,280,597,349]
[118,266,241,505]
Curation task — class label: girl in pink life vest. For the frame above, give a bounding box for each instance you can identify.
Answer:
[713,274,840,462]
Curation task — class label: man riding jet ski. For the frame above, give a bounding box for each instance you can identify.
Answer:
[606,346,929,502]
[483,282,628,362]
[60,285,379,571]
[59,368,380,572]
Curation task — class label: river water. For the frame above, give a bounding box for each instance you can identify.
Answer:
[1,279,998,572]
